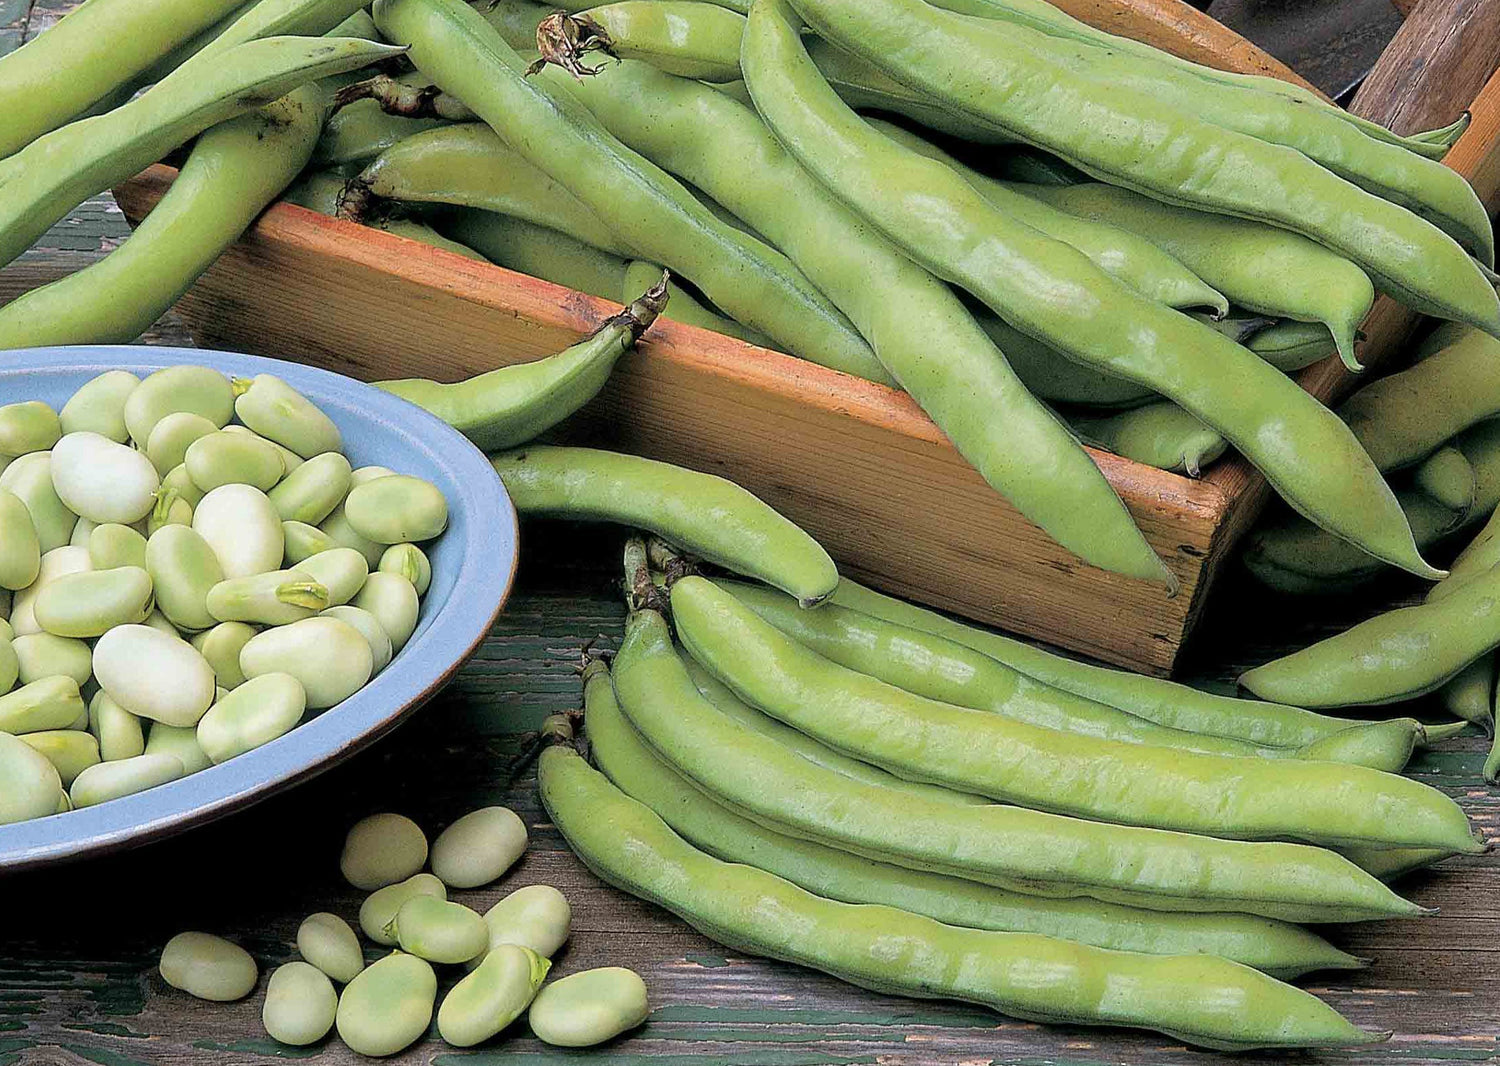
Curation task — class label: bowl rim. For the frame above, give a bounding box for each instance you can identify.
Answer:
[0,345,516,875]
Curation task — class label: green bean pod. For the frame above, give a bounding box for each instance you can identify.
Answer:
[1018,182,1376,371]
[612,607,1423,921]
[313,98,449,170]
[0,35,405,271]
[0,83,332,349]
[540,53,1169,585]
[539,722,1383,1050]
[1438,654,1495,731]
[493,445,837,605]
[1413,446,1475,512]
[442,210,631,301]
[378,274,667,450]
[1237,319,1341,372]
[371,0,890,383]
[672,577,1478,852]
[621,260,774,346]
[745,0,1437,581]
[826,578,1430,750]
[1067,401,1226,477]
[584,661,1365,978]
[582,1,743,80]
[802,0,1499,339]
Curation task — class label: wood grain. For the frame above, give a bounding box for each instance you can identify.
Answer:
[1351,0,1500,134]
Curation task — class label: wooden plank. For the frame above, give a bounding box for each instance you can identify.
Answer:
[1351,0,1500,134]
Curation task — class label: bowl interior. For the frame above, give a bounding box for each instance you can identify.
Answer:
[0,346,515,873]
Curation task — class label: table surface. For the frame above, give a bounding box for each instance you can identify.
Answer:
[1,3,1496,1064]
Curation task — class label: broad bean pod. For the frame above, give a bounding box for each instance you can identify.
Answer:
[1067,401,1226,478]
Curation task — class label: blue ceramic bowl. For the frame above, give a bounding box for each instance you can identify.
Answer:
[0,346,516,873]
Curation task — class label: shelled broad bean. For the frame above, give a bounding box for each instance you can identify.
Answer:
[0,367,447,824]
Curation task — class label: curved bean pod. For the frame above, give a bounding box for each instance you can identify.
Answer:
[581,1,743,80]
[539,720,1383,1050]
[442,209,630,301]
[1067,401,1226,478]
[1413,446,1475,512]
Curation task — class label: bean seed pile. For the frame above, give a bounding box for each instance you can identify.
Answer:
[161,807,649,1054]
[0,366,447,824]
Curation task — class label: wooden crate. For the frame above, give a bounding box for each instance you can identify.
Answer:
[113,1,1500,675]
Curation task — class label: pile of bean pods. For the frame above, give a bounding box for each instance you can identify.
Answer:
[4,0,1497,589]
[160,805,649,1054]
[0,365,447,825]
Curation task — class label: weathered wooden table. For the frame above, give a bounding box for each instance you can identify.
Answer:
[1,2,1496,1062]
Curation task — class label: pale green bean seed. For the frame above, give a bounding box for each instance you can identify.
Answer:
[13,633,92,686]
[0,488,40,590]
[185,431,285,493]
[59,371,139,443]
[161,464,205,508]
[145,412,218,475]
[233,375,343,459]
[94,625,216,727]
[296,912,364,984]
[71,751,184,807]
[479,885,571,961]
[50,432,162,525]
[292,549,367,607]
[0,616,11,641]
[146,490,194,536]
[20,728,100,787]
[0,730,62,823]
[69,516,97,548]
[360,873,446,945]
[283,521,337,565]
[262,961,336,1046]
[124,367,235,448]
[89,689,145,761]
[0,676,85,733]
[190,622,257,690]
[378,544,430,598]
[55,788,72,814]
[335,951,435,1057]
[142,610,180,638]
[0,401,61,456]
[268,452,352,525]
[221,426,305,476]
[207,570,328,626]
[34,566,153,637]
[431,806,526,889]
[344,476,447,545]
[350,466,396,487]
[146,525,223,632]
[319,606,392,675]
[193,485,284,579]
[88,523,148,571]
[318,505,384,567]
[0,633,16,694]
[143,722,213,775]
[342,812,428,891]
[389,896,488,964]
[66,700,88,731]
[197,672,307,764]
[1,454,78,553]
[10,545,91,637]
[439,944,549,1048]
[528,967,649,1047]
[351,573,420,653]
[240,616,372,709]
[158,932,257,1002]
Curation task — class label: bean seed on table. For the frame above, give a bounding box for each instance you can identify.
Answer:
[12,632,93,686]
[361,873,447,945]
[335,951,436,1057]
[196,672,307,764]
[0,488,41,591]
[390,896,489,964]
[528,967,650,1047]
[93,624,217,727]
[319,605,392,674]
[0,730,63,823]
[438,944,549,1047]
[89,523,148,571]
[431,806,526,889]
[296,912,365,984]
[262,961,337,1046]
[71,751,185,807]
[290,548,368,606]
[158,932,258,1002]
[145,411,219,476]
[351,572,419,652]
[478,885,571,962]
[59,371,139,443]
[268,451,352,525]
[143,722,213,775]
[207,571,330,625]
[19,728,100,787]
[185,430,285,492]
[0,676,87,734]
[193,484,284,579]
[1,454,79,554]
[50,432,161,525]
[378,543,430,596]
[239,616,373,708]
[190,622,257,690]
[124,366,235,448]
[342,812,429,891]
[0,401,61,456]
[33,566,154,637]
[89,690,145,761]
